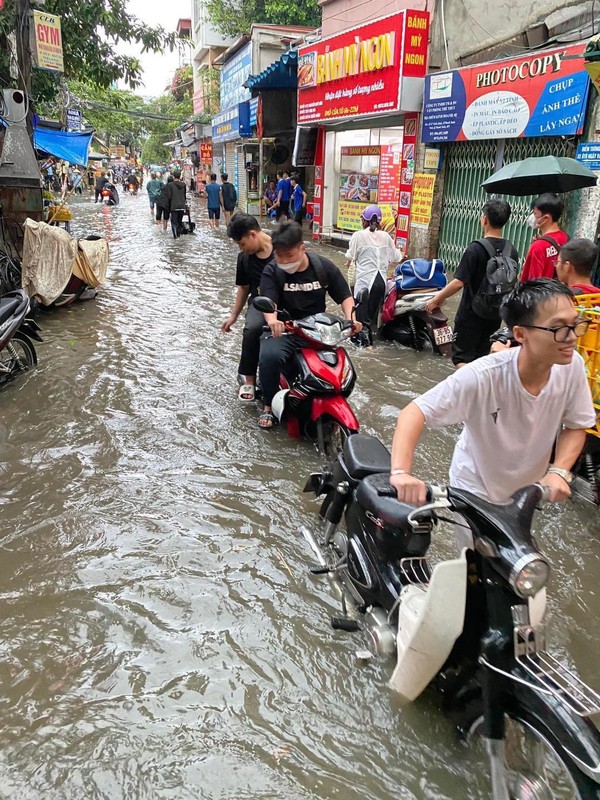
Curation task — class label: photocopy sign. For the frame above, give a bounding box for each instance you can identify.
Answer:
[422,43,590,142]
[32,11,64,72]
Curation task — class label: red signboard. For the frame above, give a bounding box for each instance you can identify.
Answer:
[297,10,429,125]
[200,143,213,162]
[378,144,402,203]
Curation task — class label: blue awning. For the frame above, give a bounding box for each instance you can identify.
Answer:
[33,127,93,167]
[246,50,298,91]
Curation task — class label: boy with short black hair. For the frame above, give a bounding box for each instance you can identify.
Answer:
[425,199,518,367]
[205,173,222,229]
[555,238,599,295]
[391,278,595,506]
[520,193,569,282]
[222,214,275,401]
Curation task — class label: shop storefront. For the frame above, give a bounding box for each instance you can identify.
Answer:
[421,43,591,269]
[297,9,429,247]
[211,103,252,197]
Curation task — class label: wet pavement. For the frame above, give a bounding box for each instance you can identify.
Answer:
[0,189,598,799]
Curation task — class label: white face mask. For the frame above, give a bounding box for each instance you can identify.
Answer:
[276,260,302,274]
[527,213,541,230]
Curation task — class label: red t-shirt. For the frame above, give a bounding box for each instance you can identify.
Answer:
[571,282,600,295]
[520,230,569,282]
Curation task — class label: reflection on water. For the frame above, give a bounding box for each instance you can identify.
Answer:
[0,191,597,799]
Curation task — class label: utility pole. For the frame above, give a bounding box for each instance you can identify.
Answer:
[15,0,33,97]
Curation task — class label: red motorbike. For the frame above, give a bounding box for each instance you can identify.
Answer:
[254,297,359,455]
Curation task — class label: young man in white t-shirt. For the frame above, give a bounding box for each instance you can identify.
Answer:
[390,279,595,505]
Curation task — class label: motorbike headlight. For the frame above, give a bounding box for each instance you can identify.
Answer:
[315,321,342,346]
[509,555,550,598]
[341,359,354,389]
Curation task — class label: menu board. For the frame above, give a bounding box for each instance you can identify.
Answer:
[339,172,378,203]
[378,145,402,203]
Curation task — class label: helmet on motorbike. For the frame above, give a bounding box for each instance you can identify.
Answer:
[271,389,289,422]
[360,205,383,224]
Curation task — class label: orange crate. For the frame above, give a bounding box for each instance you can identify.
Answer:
[575,300,600,438]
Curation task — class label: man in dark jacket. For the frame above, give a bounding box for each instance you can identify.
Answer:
[164,170,187,238]
[220,173,237,226]
[94,173,109,203]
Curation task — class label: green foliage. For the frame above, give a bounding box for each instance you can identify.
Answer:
[0,0,179,104]
[171,65,193,101]
[199,67,220,115]
[206,0,320,38]
[141,135,171,165]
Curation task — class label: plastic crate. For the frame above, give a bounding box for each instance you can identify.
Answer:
[575,296,600,438]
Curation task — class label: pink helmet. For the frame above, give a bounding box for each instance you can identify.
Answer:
[361,204,382,223]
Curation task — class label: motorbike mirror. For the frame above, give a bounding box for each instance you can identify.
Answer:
[253,296,277,314]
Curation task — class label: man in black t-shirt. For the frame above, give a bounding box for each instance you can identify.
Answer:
[424,199,518,367]
[222,214,275,400]
[257,221,360,429]
[221,173,238,226]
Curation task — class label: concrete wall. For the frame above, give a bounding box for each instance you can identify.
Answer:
[319,0,432,38]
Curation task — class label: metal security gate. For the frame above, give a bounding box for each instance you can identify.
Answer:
[225,142,235,182]
[438,137,577,272]
[235,144,248,210]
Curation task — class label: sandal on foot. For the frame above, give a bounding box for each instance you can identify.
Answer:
[258,412,275,429]
[238,383,256,402]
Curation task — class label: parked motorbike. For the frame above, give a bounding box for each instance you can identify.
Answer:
[379,279,453,356]
[100,183,119,206]
[253,296,359,454]
[303,433,600,798]
[0,289,42,385]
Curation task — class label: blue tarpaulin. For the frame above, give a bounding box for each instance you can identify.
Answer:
[33,128,93,167]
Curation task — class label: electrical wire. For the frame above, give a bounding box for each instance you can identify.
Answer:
[440,0,451,70]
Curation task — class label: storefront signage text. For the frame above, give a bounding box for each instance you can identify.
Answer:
[576,142,600,171]
[32,10,64,72]
[220,43,252,113]
[411,173,436,227]
[298,10,429,125]
[200,143,213,162]
[422,43,590,143]
[212,103,252,143]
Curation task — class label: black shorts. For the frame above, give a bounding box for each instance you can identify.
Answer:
[156,206,169,221]
[208,207,221,220]
[277,200,290,218]
[294,207,305,224]
[452,312,501,366]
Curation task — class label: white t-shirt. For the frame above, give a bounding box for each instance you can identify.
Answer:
[345,229,402,294]
[414,348,595,503]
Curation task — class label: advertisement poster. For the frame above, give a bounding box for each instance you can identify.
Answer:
[378,144,402,203]
[200,143,213,162]
[339,172,378,203]
[411,173,436,227]
[422,43,590,143]
[298,10,429,124]
[395,112,418,251]
[337,201,397,232]
[33,11,64,72]
[220,42,252,112]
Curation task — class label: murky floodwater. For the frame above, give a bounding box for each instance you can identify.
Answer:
[0,189,599,799]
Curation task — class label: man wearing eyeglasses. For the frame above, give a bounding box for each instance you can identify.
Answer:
[389,279,595,505]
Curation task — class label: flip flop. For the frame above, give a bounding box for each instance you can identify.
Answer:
[238,383,255,402]
[258,412,275,429]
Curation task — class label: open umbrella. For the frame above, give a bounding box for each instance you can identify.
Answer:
[481,156,598,196]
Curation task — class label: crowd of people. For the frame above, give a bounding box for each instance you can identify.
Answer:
[218,194,597,511]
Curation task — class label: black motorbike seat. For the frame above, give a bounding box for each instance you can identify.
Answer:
[0,296,22,324]
[356,473,416,530]
[343,434,391,480]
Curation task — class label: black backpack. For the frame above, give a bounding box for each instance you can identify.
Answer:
[471,239,519,320]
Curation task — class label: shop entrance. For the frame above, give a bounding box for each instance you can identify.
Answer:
[438,136,577,272]
[323,127,403,240]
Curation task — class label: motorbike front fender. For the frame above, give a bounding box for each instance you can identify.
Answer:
[390,550,467,702]
[510,670,600,784]
[311,396,359,432]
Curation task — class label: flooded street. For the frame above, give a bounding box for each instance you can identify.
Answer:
[1,190,599,799]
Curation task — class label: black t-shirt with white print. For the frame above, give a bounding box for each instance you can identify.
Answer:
[260,253,351,320]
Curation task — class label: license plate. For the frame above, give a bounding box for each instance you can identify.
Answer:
[433,325,453,345]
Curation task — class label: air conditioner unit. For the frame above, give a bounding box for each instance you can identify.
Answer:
[1,89,28,127]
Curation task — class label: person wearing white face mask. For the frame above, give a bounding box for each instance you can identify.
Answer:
[520,193,568,282]
[256,221,362,429]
